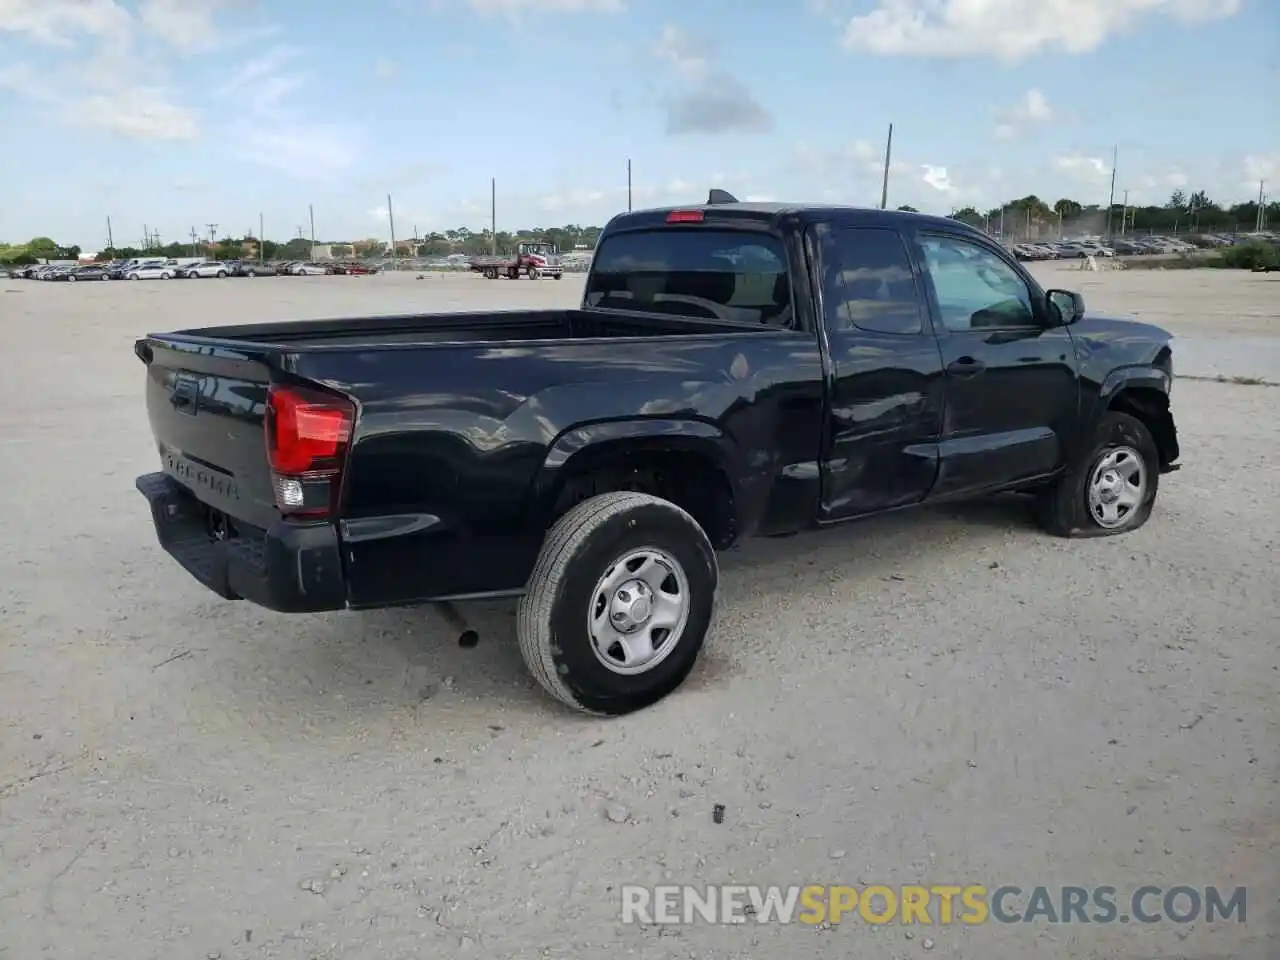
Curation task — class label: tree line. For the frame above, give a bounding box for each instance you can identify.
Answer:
[3,191,1273,265]
[947,190,1275,239]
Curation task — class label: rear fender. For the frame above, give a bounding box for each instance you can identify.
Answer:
[527,418,741,539]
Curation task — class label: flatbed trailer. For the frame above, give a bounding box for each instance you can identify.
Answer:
[469,241,563,279]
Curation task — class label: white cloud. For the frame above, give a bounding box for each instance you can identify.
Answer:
[235,124,362,178]
[67,88,199,140]
[374,57,399,80]
[649,24,772,135]
[993,88,1052,139]
[0,0,132,47]
[1242,154,1279,185]
[463,0,624,11]
[539,188,607,212]
[794,139,909,181]
[921,165,954,193]
[0,0,204,140]
[137,0,220,51]
[839,0,1242,61]
[1055,154,1111,181]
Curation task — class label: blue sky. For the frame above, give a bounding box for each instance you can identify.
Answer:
[1,0,1276,250]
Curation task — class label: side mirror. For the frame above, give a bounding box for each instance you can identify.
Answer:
[1046,289,1085,326]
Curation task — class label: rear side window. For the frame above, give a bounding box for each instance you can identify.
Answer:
[585,229,793,327]
[819,226,924,335]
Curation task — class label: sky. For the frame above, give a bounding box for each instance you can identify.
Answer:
[1,0,1277,250]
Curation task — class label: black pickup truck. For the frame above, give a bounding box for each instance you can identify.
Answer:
[135,192,1180,715]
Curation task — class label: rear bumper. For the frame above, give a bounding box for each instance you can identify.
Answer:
[136,472,347,613]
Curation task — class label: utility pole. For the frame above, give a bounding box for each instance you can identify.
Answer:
[627,158,632,211]
[998,206,1005,240]
[143,224,149,250]
[308,203,316,255]
[190,227,200,257]
[207,223,218,246]
[259,212,265,264]
[106,216,114,252]
[879,123,893,210]
[387,193,397,265]
[1104,145,1118,239]
[1257,181,1266,232]
[1122,189,1129,235]
[490,178,497,255]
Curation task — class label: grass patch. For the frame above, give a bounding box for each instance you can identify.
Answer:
[1205,241,1280,271]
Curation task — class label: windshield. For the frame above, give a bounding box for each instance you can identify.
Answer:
[585,229,793,327]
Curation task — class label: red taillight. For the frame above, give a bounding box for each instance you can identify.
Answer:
[265,383,355,517]
[666,210,704,223]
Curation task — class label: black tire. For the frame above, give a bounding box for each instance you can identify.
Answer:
[517,491,718,715]
[1036,411,1160,537]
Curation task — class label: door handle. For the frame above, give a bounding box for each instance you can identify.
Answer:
[946,357,986,378]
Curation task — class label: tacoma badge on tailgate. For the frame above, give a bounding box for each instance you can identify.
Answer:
[161,444,240,501]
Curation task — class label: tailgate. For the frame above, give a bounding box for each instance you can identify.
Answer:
[137,336,279,531]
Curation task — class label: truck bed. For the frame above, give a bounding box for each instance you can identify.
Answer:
[135,303,809,608]
[165,308,763,349]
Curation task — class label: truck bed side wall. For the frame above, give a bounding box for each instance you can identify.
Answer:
[294,330,824,606]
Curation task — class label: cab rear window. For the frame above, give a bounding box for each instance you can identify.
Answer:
[585,230,793,327]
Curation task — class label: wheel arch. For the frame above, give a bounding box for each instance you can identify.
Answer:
[529,419,741,549]
[1103,375,1179,470]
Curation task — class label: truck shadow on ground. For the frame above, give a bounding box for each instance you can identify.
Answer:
[200,492,1046,727]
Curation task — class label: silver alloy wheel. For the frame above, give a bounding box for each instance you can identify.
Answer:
[1087,445,1146,529]
[587,547,690,675]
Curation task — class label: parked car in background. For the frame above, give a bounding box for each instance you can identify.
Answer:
[69,264,111,281]
[290,261,330,276]
[274,261,298,275]
[236,260,272,277]
[181,261,231,279]
[1079,242,1115,257]
[128,261,178,280]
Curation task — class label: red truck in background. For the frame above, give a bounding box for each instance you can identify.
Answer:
[469,241,564,280]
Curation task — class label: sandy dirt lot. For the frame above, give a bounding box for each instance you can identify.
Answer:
[1,271,1276,959]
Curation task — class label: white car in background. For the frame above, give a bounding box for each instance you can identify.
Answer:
[290,262,330,276]
[181,260,230,278]
[127,260,177,280]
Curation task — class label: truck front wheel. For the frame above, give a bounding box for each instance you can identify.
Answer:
[517,491,718,715]
[1036,411,1160,537]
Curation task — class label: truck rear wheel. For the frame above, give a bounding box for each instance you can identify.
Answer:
[517,492,718,715]
[1036,411,1160,537]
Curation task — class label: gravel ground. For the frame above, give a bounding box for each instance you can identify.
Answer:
[1,272,1276,959]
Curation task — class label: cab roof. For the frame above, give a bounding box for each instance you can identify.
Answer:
[601,190,979,238]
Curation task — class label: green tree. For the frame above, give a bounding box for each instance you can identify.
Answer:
[279,238,312,260]
[1053,198,1082,219]
[27,237,58,259]
[1167,189,1187,210]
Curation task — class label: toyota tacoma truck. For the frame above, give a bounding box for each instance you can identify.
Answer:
[134,192,1180,715]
